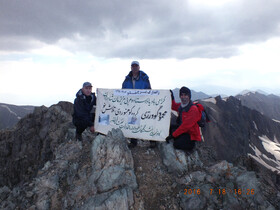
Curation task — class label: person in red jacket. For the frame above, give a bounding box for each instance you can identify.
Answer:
[166,86,201,151]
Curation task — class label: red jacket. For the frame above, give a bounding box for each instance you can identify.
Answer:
[171,100,202,141]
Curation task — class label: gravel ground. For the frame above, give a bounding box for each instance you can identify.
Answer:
[130,140,182,210]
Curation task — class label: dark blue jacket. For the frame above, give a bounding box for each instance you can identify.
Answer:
[122,70,151,89]
[72,89,96,127]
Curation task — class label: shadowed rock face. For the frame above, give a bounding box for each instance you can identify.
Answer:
[200,96,280,172]
[0,100,279,209]
[0,101,73,187]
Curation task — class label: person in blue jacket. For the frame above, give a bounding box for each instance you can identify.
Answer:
[122,61,151,89]
[122,61,156,148]
[72,82,96,141]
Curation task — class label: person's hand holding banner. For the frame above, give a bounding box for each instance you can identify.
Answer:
[165,135,173,143]
[170,89,174,101]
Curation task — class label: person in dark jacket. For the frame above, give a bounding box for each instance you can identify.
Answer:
[72,82,96,141]
[122,61,156,148]
[166,87,201,151]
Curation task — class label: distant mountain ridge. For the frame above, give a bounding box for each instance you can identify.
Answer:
[0,103,35,130]
[236,91,280,121]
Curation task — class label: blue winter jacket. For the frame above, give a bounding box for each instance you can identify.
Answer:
[72,89,96,127]
[122,70,151,89]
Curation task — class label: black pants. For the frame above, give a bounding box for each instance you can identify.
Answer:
[173,132,195,151]
[170,124,195,151]
[73,119,88,135]
[73,115,95,135]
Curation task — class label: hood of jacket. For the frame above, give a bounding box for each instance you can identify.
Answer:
[76,89,95,102]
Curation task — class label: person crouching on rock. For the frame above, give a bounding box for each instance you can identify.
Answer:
[166,86,201,151]
[72,82,96,141]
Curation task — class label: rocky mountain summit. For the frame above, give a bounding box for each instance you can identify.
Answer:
[0,101,280,209]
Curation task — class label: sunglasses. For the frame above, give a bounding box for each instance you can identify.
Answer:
[131,64,139,67]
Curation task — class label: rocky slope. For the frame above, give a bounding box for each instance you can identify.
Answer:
[201,96,280,174]
[0,101,73,187]
[0,101,280,209]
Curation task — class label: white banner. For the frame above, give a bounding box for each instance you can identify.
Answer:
[94,89,171,141]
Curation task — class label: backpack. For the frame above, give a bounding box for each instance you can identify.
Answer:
[177,101,210,127]
[193,101,210,127]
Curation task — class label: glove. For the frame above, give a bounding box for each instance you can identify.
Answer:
[170,90,174,101]
[165,135,173,143]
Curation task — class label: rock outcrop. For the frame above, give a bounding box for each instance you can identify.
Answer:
[0,101,280,209]
[81,129,137,209]
[159,141,279,209]
[0,101,73,187]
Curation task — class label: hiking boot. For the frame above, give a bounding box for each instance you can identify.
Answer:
[128,139,137,148]
[149,141,157,149]
[75,133,83,141]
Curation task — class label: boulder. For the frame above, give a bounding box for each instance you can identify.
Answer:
[158,141,203,177]
[84,128,137,209]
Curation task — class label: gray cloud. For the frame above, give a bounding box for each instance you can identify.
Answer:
[1,0,280,59]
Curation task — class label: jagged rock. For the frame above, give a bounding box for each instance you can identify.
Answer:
[81,187,134,210]
[0,119,138,209]
[177,159,278,209]
[158,142,188,176]
[208,160,233,174]
[83,128,137,209]
[189,171,206,182]
[235,171,264,205]
[179,192,207,210]
[0,101,74,187]
[31,137,87,209]
[158,141,203,177]
[0,186,11,201]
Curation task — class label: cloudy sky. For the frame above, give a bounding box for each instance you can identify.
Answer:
[1,0,280,106]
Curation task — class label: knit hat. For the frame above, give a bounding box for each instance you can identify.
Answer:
[179,86,191,99]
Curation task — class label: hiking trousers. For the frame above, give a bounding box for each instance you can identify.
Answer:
[173,132,195,151]
[170,124,196,151]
